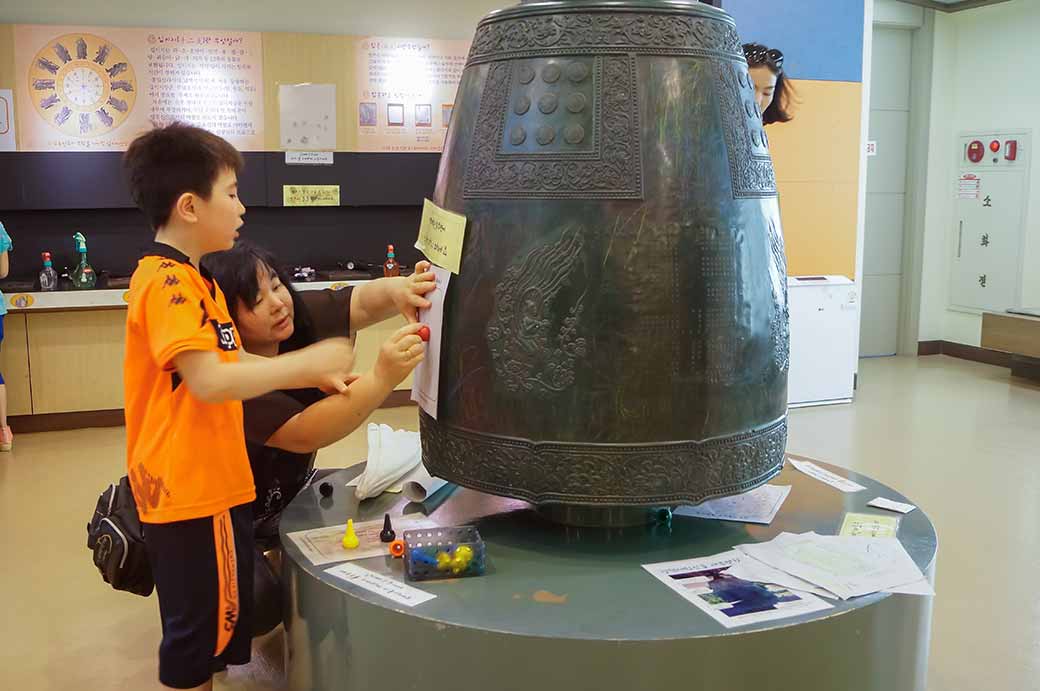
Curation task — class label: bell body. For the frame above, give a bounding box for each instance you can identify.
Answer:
[421,0,790,512]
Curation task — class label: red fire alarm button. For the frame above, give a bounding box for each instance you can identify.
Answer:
[967,140,985,163]
[1005,140,1018,161]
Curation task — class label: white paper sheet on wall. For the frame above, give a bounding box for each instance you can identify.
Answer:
[279,83,336,151]
[0,89,16,152]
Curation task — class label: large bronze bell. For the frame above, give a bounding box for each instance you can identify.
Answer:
[421,0,789,525]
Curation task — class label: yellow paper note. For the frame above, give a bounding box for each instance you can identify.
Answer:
[415,198,467,274]
[839,512,900,538]
[283,185,340,207]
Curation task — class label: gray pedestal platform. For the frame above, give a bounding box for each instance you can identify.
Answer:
[279,456,937,691]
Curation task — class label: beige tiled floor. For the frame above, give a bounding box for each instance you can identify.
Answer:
[1,355,1037,690]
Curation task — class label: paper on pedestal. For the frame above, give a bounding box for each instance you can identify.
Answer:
[325,563,436,607]
[867,497,917,514]
[724,550,839,600]
[727,537,932,599]
[839,512,900,538]
[735,532,933,600]
[642,550,832,629]
[286,514,435,566]
[886,578,935,596]
[674,484,790,525]
[789,458,866,493]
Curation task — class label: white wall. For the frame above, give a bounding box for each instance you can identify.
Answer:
[917,0,1040,346]
[867,0,932,355]
[0,0,502,38]
[874,0,924,29]
[895,7,935,354]
[917,12,956,343]
[854,0,877,366]
[862,26,912,356]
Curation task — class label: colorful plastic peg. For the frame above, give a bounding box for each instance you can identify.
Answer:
[389,539,406,558]
[449,545,474,574]
[412,549,438,566]
[342,519,360,549]
[418,325,431,342]
[379,514,396,543]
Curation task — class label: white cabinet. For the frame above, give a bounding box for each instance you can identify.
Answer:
[788,276,859,407]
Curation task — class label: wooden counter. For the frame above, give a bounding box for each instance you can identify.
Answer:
[981,311,1040,359]
[981,311,1040,382]
[1,280,413,429]
[0,313,31,416]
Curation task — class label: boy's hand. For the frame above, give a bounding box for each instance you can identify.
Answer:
[374,323,426,387]
[296,337,356,393]
[391,260,436,323]
[318,373,361,395]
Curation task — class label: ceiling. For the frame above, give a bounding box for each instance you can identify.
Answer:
[896,0,1014,11]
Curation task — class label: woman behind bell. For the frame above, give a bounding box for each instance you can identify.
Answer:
[743,43,796,126]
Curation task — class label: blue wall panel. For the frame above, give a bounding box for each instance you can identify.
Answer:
[721,0,865,83]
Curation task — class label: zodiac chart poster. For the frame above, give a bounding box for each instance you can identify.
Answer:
[15,25,264,151]
[356,37,469,153]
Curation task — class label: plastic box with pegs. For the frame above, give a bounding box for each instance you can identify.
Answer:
[403,526,486,582]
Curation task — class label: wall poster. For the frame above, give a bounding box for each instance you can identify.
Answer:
[14,24,264,151]
[356,36,469,153]
[0,89,15,151]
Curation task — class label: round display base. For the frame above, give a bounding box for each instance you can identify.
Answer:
[280,458,937,691]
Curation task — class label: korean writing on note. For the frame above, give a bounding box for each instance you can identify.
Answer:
[415,198,466,274]
[283,184,340,207]
[838,513,900,539]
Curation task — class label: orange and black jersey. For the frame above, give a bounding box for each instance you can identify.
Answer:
[124,242,255,524]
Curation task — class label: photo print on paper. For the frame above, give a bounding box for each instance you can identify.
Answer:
[359,102,377,127]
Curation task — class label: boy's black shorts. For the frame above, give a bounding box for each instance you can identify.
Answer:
[143,503,254,689]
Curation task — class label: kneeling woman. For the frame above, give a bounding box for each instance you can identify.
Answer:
[203,242,434,634]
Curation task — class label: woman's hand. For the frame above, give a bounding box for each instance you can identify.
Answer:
[374,323,426,388]
[390,260,436,323]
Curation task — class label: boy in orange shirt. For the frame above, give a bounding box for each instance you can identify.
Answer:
[122,123,355,690]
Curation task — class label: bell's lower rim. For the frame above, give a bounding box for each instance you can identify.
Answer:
[419,412,787,507]
[482,0,731,26]
[536,503,675,528]
[430,461,785,509]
